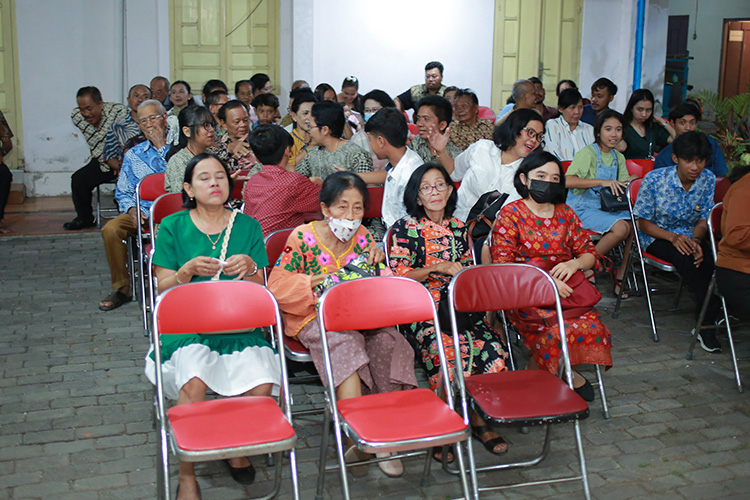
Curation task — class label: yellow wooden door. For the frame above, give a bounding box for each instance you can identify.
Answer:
[170,0,280,96]
[491,0,583,111]
[0,0,22,167]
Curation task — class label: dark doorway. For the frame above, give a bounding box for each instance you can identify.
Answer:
[720,20,750,98]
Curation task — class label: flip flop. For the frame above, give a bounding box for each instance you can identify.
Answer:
[99,290,132,311]
[471,425,508,456]
[432,445,455,464]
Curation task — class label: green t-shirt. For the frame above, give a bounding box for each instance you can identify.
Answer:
[623,122,671,159]
[153,209,269,280]
[566,145,629,197]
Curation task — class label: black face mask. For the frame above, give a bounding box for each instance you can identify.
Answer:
[528,179,564,204]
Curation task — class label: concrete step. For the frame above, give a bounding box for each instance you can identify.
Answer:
[8,182,25,205]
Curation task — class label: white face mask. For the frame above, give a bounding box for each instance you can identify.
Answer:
[327,216,361,242]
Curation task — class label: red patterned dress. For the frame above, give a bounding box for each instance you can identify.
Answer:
[490,199,612,373]
[389,216,508,390]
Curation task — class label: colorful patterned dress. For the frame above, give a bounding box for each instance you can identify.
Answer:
[388,216,508,390]
[490,200,613,373]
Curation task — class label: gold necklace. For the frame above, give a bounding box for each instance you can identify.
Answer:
[197,212,227,250]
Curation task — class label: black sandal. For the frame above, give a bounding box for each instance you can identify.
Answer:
[471,425,508,455]
[98,290,132,311]
[431,445,455,464]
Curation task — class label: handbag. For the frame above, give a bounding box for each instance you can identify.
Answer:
[315,252,393,301]
[599,187,628,212]
[467,191,509,240]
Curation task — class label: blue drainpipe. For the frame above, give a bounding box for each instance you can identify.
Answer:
[633,0,646,90]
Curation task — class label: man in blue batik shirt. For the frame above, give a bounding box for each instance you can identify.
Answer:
[633,131,722,353]
[99,100,169,312]
[653,102,728,177]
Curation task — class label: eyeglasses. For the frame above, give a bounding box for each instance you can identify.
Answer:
[522,127,544,142]
[419,181,449,195]
[199,121,215,131]
[139,114,164,124]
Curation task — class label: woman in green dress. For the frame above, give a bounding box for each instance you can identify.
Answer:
[146,153,275,499]
[616,88,675,159]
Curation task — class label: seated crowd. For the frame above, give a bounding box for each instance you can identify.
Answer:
[64,65,748,499]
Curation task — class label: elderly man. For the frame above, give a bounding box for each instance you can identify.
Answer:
[101,84,150,173]
[150,76,171,110]
[99,99,169,311]
[495,80,537,125]
[529,77,559,122]
[65,87,129,230]
[448,89,495,150]
[395,61,447,112]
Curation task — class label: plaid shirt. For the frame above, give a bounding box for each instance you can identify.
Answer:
[71,102,128,171]
[243,164,321,237]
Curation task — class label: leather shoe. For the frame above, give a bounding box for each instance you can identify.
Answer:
[226,459,255,484]
[574,378,595,402]
[376,452,404,478]
[63,218,96,230]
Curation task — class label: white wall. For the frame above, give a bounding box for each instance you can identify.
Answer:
[16,0,169,196]
[669,0,750,94]
[643,0,670,107]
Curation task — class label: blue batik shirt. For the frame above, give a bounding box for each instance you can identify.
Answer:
[652,135,728,177]
[632,166,715,249]
[102,110,142,162]
[115,140,169,215]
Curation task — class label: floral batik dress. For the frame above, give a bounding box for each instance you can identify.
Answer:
[388,216,508,390]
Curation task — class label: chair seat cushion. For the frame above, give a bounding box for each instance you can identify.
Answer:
[465,371,589,425]
[337,389,466,444]
[284,336,310,355]
[169,396,294,452]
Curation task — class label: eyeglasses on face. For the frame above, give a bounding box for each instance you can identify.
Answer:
[419,181,449,195]
[522,127,544,142]
[198,121,215,131]
[139,114,164,124]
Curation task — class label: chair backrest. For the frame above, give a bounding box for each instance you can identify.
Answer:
[265,228,295,267]
[364,185,385,219]
[138,172,167,203]
[561,160,572,174]
[382,225,395,267]
[628,177,643,205]
[318,276,436,332]
[625,159,654,178]
[707,202,723,262]
[714,176,731,203]
[149,192,185,251]
[156,280,279,335]
[232,169,251,200]
[407,123,419,136]
[477,106,496,120]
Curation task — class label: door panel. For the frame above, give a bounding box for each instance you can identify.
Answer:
[0,0,21,166]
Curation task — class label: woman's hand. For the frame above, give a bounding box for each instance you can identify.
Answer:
[553,277,574,298]
[223,254,257,280]
[434,261,463,276]
[183,256,222,277]
[367,247,386,265]
[550,260,579,283]
[602,179,627,196]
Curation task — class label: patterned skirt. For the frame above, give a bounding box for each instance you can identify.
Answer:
[145,330,280,400]
[511,308,613,373]
[404,317,508,390]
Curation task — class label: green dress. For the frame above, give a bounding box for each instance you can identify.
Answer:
[145,209,278,400]
[623,122,671,159]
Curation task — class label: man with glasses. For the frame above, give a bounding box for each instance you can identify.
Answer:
[98,99,169,312]
[65,86,129,230]
[395,61,448,112]
[448,89,495,151]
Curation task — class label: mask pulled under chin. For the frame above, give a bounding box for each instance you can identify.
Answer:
[327,217,361,242]
[528,179,564,204]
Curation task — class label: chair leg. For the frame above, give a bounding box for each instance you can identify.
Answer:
[499,311,516,371]
[96,185,102,229]
[686,278,714,360]
[315,409,331,500]
[638,252,659,342]
[288,448,301,500]
[138,244,149,334]
[420,444,432,487]
[452,439,473,500]
[573,420,592,500]
[332,418,351,500]
[721,296,743,393]
[594,365,610,419]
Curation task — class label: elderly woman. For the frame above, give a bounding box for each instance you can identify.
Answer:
[388,162,509,456]
[267,171,416,478]
[491,151,613,401]
[164,106,216,192]
[543,88,594,161]
[147,153,274,499]
[566,109,637,296]
[617,88,676,159]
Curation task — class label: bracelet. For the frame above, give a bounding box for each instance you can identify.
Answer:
[175,272,185,285]
[247,261,258,277]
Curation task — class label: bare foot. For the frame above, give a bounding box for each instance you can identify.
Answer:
[176,475,201,500]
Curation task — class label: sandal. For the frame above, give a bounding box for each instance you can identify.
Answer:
[611,268,629,300]
[99,290,132,311]
[431,445,455,464]
[471,425,508,456]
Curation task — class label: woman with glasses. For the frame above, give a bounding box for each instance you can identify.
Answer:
[388,163,510,457]
[165,106,216,192]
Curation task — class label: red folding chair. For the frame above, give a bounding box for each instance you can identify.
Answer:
[685,203,743,392]
[477,106,496,121]
[132,173,167,335]
[561,160,572,174]
[447,264,591,499]
[232,168,251,202]
[152,281,299,500]
[364,185,385,219]
[407,123,419,136]
[714,176,731,203]
[315,277,471,500]
[625,159,654,177]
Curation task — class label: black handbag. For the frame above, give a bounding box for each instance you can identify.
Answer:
[467,191,510,240]
[599,187,628,212]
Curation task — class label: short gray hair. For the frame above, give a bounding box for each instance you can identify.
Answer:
[511,80,533,102]
[137,99,166,115]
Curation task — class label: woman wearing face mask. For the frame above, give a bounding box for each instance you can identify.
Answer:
[490,150,613,401]
[267,171,417,478]
[350,89,396,171]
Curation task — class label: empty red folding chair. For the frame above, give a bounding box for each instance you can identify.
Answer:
[685,203,743,392]
[315,276,471,500]
[714,176,731,203]
[625,159,654,178]
[447,264,591,499]
[152,280,299,500]
[364,185,385,219]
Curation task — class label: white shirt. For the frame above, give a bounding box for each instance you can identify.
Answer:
[454,139,522,222]
[382,148,424,227]
[543,115,594,161]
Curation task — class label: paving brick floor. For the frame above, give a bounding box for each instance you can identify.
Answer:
[1,232,749,499]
